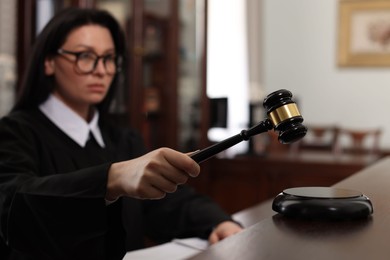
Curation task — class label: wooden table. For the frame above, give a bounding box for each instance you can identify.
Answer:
[207,152,379,213]
[189,156,390,260]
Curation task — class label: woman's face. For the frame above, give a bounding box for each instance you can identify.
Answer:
[44,24,116,118]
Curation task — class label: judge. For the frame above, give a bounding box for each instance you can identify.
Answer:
[0,7,242,260]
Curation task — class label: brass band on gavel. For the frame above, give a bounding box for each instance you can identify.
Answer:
[268,103,302,127]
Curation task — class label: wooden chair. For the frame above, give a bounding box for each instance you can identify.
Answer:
[334,128,382,156]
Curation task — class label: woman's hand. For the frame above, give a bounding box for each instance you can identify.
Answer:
[106,148,200,200]
[208,221,243,244]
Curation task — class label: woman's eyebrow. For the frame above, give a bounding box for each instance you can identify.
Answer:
[67,44,116,53]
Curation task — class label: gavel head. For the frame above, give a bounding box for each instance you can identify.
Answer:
[263,89,307,144]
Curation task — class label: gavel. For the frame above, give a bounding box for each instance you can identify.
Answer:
[190,89,307,164]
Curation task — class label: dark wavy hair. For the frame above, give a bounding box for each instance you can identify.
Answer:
[12,7,126,115]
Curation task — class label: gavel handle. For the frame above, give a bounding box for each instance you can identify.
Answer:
[190,133,244,164]
[190,119,273,164]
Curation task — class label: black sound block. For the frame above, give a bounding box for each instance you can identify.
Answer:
[272,187,373,220]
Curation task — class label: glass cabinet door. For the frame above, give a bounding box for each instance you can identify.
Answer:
[97,0,178,150]
[177,0,205,152]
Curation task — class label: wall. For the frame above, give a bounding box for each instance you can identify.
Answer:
[262,0,390,149]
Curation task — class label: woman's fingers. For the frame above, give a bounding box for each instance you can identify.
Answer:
[107,148,201,200]
[160,148,200,177]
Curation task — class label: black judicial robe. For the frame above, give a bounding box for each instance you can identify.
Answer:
[0,109,233,260]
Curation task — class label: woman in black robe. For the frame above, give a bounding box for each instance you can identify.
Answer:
[0,8,242,260]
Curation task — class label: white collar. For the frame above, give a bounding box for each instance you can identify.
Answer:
[39,94,105,148]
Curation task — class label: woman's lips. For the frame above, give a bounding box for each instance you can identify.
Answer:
[87,84,106,93]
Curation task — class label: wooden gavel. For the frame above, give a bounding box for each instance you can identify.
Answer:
[190,89,307,164]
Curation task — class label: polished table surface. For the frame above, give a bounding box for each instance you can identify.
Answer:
[190,156,390,260]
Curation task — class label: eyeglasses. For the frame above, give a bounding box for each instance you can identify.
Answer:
[57,49,122,74]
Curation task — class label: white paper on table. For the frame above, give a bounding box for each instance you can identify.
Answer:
[123,237,209,260]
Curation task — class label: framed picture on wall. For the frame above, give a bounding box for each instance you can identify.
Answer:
[338,0,390,66]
